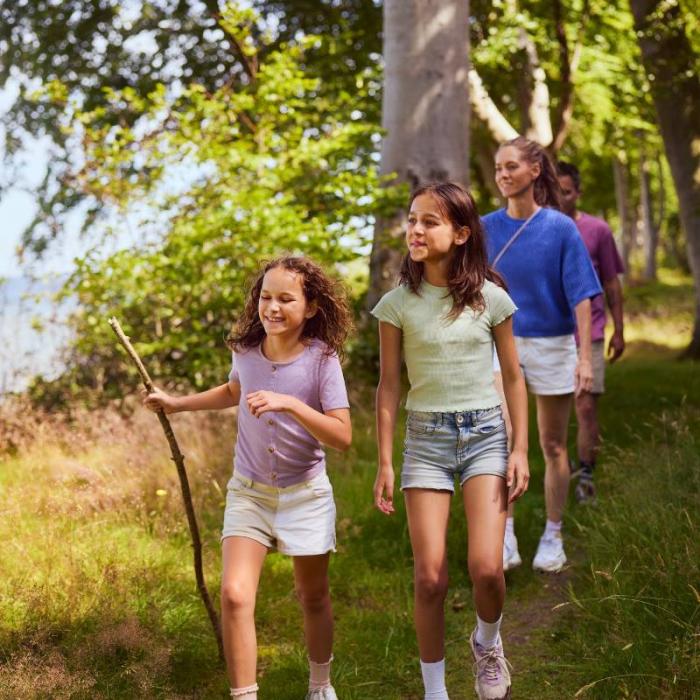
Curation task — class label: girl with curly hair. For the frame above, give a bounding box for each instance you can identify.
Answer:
[144,255,353,700]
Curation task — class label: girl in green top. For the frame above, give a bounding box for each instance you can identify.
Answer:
[372,182,529,700]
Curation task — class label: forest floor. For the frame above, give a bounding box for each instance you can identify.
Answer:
[0,269,697,699]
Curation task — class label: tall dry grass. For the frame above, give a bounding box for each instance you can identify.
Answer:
[0,398,236,698]
[1,397,235,522]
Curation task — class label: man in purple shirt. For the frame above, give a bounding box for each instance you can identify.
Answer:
[557,161,626,503]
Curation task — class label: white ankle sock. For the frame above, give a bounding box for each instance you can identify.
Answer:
[420,658,448,699]
[505,517,515,538]
[544,519,562,538]
[475,613,502,649]
[309,655,333,690]
[230,683,258,699]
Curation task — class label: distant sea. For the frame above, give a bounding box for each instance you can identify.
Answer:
[0,275,74,395]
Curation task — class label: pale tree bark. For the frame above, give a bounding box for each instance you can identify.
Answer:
[639,141,658,280]
[655,151,666,237]
[518,27,553,146]
[368,0,471,307]
[630,0,700,357]
[613,154,635,276]
[468,68,518,143]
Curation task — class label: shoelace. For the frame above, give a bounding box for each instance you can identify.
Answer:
[473,645,513,685]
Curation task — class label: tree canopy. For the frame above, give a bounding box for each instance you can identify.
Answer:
[28,5,396,402]
[2,0,698,403]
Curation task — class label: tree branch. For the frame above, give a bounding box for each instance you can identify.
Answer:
[108,317,224,662]
[519,27,553,146]
[468,68,518,143]
[228,32,259,81]
[551,0,591,152]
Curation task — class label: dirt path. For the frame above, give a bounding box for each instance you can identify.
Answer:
[501,550,583,698]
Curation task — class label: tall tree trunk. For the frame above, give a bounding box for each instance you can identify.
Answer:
[613,155,635,276]
[630,0,700,356]
[639,143,658,281]
[368,0,470,308]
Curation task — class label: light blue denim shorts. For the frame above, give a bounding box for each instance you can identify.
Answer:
[401,406,508,492]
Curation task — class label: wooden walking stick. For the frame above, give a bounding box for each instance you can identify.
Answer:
[108,317,224,661]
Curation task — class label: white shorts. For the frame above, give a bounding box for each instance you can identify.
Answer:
[494,335,577,395]
[221,471,336,556]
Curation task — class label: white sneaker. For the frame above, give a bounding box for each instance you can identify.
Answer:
[470,630,512,699]
[503,531,522,571]
[306,686,338,700]
[532,532,567,573]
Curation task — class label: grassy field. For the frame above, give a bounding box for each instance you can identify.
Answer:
[0,271,697,699]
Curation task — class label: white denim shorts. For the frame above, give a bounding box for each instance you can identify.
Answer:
[221,471,336,556]
[494,335,577,395]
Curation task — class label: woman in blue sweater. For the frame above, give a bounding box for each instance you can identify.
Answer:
[483,136,601,573]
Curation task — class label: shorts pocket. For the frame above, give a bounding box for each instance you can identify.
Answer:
[228,474,254,494]
[474,409,504,435]
[406,414,438,436]
[307,474,334,498]
[233,477,246,488]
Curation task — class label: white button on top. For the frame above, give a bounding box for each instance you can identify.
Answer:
[271,366,277,372]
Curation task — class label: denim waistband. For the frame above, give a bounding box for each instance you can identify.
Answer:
[407,405,501,426]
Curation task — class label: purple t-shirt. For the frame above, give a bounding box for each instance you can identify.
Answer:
[575,212,624,342]
[228,339,349,487]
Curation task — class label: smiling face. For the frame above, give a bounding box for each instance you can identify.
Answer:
[406,193,469,264]
[495,145,540,200]
[258,266,316,340]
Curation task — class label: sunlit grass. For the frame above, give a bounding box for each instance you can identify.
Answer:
[1,272,698,698]
[621,268,695,354]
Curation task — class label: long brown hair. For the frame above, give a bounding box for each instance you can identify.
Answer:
[498,135,562,209]
[400,182,506,320]
[227,255,353,359]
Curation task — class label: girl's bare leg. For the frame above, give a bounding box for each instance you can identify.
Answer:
[221,536,268,687]
[462,475,508,621]
[404,489,452,662]
[293,553,333,662]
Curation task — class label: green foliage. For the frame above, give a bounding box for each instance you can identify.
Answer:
[468,0,682,251]
[42,4,397,398]
[1,0,382,257]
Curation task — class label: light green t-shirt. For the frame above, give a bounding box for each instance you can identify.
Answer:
[371,279,517,411]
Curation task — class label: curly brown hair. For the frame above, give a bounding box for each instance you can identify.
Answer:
[227,255,353,359]
[400,182,507,320]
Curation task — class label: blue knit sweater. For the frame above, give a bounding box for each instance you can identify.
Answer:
[483,207,602,337]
